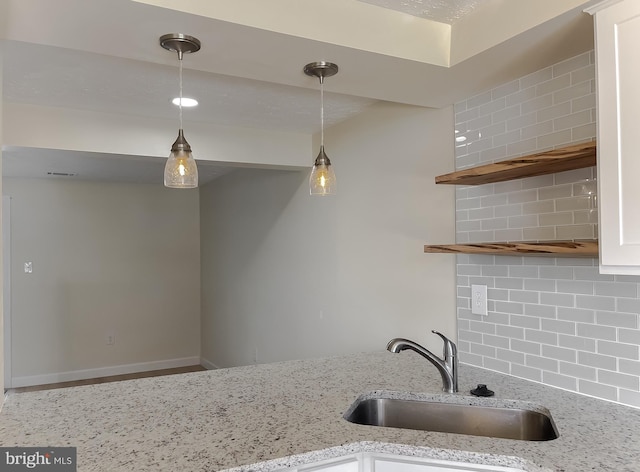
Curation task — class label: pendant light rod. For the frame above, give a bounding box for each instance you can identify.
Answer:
[160,33,201,131]
[304,62,338,148]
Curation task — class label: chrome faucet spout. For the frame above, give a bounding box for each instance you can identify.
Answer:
[387,330,458,393]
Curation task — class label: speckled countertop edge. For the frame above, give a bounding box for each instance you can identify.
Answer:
[220,441,553,472]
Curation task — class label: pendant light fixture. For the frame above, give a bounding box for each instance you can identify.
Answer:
[160,33,201,188]
[304,61,339,196]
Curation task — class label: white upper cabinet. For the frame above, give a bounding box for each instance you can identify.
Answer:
[588,0,640,274]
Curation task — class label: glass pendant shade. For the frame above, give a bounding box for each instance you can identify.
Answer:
[309,145,337,195]
[164,129,198,188]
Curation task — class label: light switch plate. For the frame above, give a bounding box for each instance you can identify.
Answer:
[471,284,488,316]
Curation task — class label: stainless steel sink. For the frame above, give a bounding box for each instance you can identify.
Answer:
[344,396,559,441]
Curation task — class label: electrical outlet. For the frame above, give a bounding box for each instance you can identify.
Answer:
[253,347,258,364]
[24,262,33,274]
[105,331,115,345]
[471,284,488,316]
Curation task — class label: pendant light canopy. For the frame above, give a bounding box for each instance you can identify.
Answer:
[160,33,201,189]
[304,61,339,196]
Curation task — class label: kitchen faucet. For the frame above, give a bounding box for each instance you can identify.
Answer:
[387,330,458,393]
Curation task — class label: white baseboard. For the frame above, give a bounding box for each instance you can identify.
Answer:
[11,356,202,388]
[199,357,219,370]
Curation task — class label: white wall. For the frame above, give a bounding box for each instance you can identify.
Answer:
[4,103,311,169]
[200,102,456,368]
[0,43,4,395]
[4,178,201,385]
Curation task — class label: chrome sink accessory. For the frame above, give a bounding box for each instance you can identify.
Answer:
[387,330,458,393]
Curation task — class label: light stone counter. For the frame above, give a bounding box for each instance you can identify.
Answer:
[0,351,639,471]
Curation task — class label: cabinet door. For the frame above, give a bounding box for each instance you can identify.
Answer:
[590,0,640,274]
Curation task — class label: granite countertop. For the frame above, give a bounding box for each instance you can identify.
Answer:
[0,351,639,471]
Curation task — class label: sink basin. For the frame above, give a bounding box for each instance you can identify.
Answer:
[344,395,558,441]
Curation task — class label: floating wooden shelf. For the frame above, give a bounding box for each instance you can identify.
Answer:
[436,141,596,185]
[424,240,599,257]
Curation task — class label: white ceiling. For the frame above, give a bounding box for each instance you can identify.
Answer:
[357,0,491,23]
[1,0,598,185]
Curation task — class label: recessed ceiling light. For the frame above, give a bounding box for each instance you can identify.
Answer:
[171,97,198,107]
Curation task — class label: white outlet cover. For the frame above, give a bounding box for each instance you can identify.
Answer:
[471,284,488,316]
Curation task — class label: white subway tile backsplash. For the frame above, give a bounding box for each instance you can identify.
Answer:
[576,323,616,341]
[522,121,553,140]
[557,307,595,323]
[571,93,596,113]
[558,334,593,350]
[525,329,558,345]
[480,146,507,163]
[572,123,597,142]
[484,357,510,373]
[493,104,521,123]
[541,292,574,307]
[553,110,592,131]
[554,81,592,104]
[494,204,523,218]
[494,229,524,241]
[524,303,557,318]
[579,379,618,401]
[454,51,640,408]
[524,278,556,292]
[511,364,542,382]
[559,361,596,380]
[537,129,572,149]
[537,101,572,123]
[597,340,639,360]
[556,224,595,240]
[539,212,573,226]
[557,280,594,295]
[595,282,638,298]
[543,371,577,390]
[510,314,541,329]
[522,94,554,114]
[521,67,553,89]
[619,389,640,408]
[579,351,617,370]
[553,52,591,77]
[536,74,571,96]
[509,290,539,303]
[527,354,559,372]
[598,370,639,390]
[542,345,577,363]
[497,325,525,339]
[576,295,616,311]
[506,111,537,131]
[484,334,511,349]
[571,64,596,85]
[506,87,537,108]
[616,297,640,314]
[620,359,640,376]
[619,329,640,344]
[478,98,506,118]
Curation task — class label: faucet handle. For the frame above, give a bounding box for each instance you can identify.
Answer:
[431,330,457,359]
